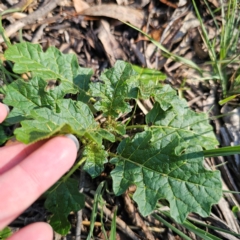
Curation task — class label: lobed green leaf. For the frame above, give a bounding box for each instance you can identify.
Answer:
[44,179,85,235]
[147,86,218,150]
[14,99,102,144]
[110,131,222,223]
[4,77,62,124]
[4,42,93,96]
[131,64,166,99]
[89,61,138,117]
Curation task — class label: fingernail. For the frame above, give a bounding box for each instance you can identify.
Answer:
[2,103,10,114]
[64,134,80,151]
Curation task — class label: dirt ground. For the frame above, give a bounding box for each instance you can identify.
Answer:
[0,0,240,239]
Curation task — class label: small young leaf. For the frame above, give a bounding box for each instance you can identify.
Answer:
[89,61,167,115]
[83,144,108,178]
[96,128,115,143]
[110,131,222,223]
[154,85,177,111]
[131,65,166,99]
[106,121,126,135]
[132,64,166,82]
[89,61,137,117]
[44,178,85,235]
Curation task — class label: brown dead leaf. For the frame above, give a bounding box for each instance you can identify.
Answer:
[171,11,200,44]
[116,0,128,5]
[73,0,90,13]
[207,0,220,8]
[79,4,144,28]
[116,0,150,8]
[178,0,188,7]
[98,20,127,66]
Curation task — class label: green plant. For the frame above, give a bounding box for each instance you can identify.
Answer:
[0,40,239,236]
[0,227,12,240]
[192,0,240,97]
[124,0,240,100]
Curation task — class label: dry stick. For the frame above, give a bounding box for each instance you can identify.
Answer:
[31,23,47,43]
[123,192,156,240]
[0,0,62,43]
[84,194,140,240]
[81,220,165,232]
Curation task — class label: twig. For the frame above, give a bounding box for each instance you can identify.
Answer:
[0,0,62,43]
[123,192,156,240]
[81,220,165,232]
[0,0,34,17]
[31,23,47,43]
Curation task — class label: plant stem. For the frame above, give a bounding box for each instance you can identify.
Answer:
[125,99,138,126]
[0,17,11,47]
[126,124,146,130]
[62,157,87,181]
[108,152,117,158]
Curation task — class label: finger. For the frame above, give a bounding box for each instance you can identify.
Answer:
[7,222,53,240]
[0,103,9,123]
[0,141,46,174]
[0,135,78,229]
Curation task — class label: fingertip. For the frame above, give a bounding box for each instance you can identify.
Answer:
[64,134,80,151]
[8,222,53,240]
[2,103,10,114]
[0,136,78,227]
[0,103,9,123]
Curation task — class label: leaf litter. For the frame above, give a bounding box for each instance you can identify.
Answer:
[0,0,240,239]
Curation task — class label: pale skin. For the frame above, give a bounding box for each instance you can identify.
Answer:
[0,103,78,240]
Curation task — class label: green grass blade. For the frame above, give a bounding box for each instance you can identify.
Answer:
[192,0,216,59]
[87,181,106,240]
[123,21,203,73]
[0,17,11,47]
[156,210,221,240]
[204,146,240,157]
[99,195,109,240]
[109,208,117,240]
[182,220,222,240]
[202,0,220,32]
[152,213,192,240]
[188,216,240,238]
[219,95,239,105]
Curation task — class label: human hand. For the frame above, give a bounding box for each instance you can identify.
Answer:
[0,103,79,240]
